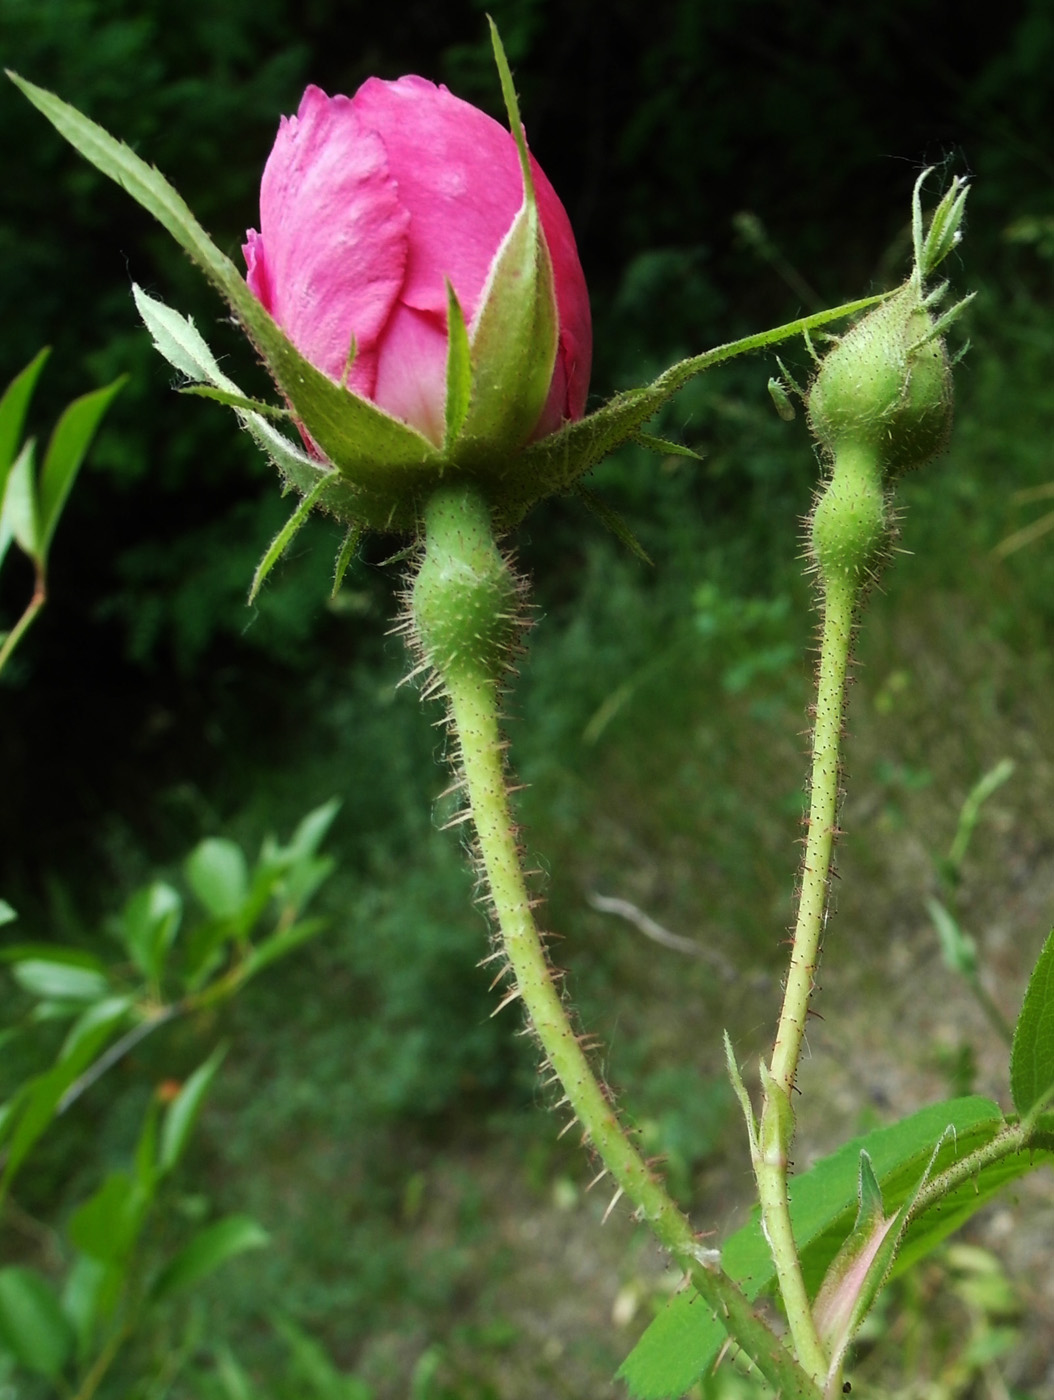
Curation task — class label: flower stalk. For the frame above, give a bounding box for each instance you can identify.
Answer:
[409,483,821,1399]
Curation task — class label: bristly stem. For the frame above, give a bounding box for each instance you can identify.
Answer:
[411,484,822,1400]
[755,439,884,1382]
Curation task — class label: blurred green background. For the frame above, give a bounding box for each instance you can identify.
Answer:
[2,0,1054,1395]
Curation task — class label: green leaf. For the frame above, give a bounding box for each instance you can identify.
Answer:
[11,959,109,1002]
[121,880,182,984]
[0,348,49,497]
[443,280,472,449]
[248,474,336,605]
[149,1215,269,1302]
[1011,928,1054,1117]
[0,901,16,927]
[37,375,125,562]
[0,439,39,566]
[927,896,978,978]
[62,1254,109,1365]
[244,918,327,980]
[185,838,249,919]
[158,1044,227,1174]
[0,1267,74,1379]
[59,995,133,1064]
[68,1171,151,1264]
[620,1096,1005,1398]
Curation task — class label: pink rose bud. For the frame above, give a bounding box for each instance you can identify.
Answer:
[243,77,591,449]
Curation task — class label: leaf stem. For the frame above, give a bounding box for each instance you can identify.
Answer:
[0,564,46,677]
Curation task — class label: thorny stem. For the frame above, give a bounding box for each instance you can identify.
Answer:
[417,486,821,1400]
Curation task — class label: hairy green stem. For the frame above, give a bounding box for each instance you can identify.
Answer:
[757,441,883,1381]
[413,485,822,1400]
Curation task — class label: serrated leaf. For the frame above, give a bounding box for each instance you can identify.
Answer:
[1011,928,1054,1117]
[121,880,182,985]
[0,1267,74,1379]
[11,959,109,1003]
[158,1044,227,1174]
[186,838,249,920]
[149,1215,268,1301]
[37,375,125,562]
[620,1097,1005,1398]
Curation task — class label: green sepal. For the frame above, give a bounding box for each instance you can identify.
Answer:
[443,280,472,450]
[631,431,703,460]
[181,386,291,420]
[248,475,336,605]
[451,22,558,457]
[132,284,359,523]
[8,73,441,514]
[332,523,365,598]
[575,488,653,565]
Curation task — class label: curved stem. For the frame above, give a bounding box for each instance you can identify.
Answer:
[756,441,878,1381]
[416,486,821,1400]
[0,565,46,677]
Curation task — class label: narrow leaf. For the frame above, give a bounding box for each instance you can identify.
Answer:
[185,838,249,920]
[282,798,341,865]
[248,475,333,605]
[37,375,125,561]
[1011,928,1054,1117]
[0,348,49,503]
[158,1044,227,1174]
[244,918,327,980]
[331,523,363,598]
[149,1215,269,1301]
[0,1267,74,1379]
[12,959,109,1003]
[0,439,40,565]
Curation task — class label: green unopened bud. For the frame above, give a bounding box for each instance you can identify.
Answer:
[807,281,952,477]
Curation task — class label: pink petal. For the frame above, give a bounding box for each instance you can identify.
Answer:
[371,302,450,447]
[245,85,410,398]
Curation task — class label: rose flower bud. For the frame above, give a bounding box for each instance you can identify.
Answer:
[243,77,591,451]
